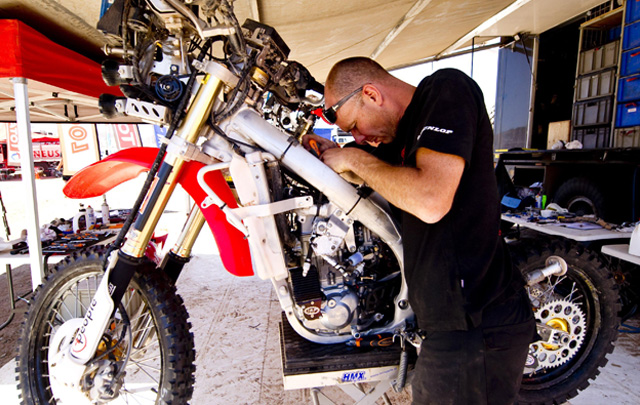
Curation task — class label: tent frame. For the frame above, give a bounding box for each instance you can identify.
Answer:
[12,77,44,289]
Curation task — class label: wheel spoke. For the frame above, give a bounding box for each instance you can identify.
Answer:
[126,358,161,382]
[131,321,155,337]
[122,383,158,393]
[120,385,157,404]
[127,352,161,366]
[58,297,77,320]
[66,288,91,314]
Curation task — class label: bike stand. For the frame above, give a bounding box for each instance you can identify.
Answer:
[310,380,394,405]
[279,316,415,405]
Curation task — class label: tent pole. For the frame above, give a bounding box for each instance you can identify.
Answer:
[12,77,44,289]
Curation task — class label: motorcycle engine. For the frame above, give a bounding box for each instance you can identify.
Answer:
[285,202,401,335]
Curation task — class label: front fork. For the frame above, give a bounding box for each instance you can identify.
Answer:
[54,73,226,384]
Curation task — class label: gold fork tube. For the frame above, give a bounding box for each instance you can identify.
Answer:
[120,74,224,258]
[171,204,206,258]
[166,75,225,162]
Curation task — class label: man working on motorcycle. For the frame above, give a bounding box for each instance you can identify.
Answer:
[305,57,535,404]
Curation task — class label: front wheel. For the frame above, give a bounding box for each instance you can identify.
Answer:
[511,238,620,405]
[16,247,196,404]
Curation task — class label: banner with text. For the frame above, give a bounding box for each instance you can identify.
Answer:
[113,124,142,150]
[1,123,61,165]
[2,123,21,165]
[58,124,100,176]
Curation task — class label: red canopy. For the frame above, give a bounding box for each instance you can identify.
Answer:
[0,19,114,98]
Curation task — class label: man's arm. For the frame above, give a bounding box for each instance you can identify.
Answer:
[321,146,464,224]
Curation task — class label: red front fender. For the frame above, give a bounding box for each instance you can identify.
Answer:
[64,147,253,277]
[63,147,160,199]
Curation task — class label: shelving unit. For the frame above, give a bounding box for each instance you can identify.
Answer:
[614,0,640,146]
[572,1,640,148]
[572,5,623,148]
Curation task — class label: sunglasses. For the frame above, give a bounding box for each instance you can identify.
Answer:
[322,86,364,124]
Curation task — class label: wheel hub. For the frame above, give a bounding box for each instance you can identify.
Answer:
[542,317,569,350]
[81,360,124,402]
[48,318,127,403]
[528,299,587,371]
[47,318,96,403]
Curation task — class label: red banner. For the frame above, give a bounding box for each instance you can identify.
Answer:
[32,140,61,162]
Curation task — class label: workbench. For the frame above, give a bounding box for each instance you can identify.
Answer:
[601,244,640,265]
[0,251,65,268]
[502,213,640,270]
[1,230,117,331]
[501,214,633,242]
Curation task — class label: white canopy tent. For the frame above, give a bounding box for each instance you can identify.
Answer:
[0,0,608,80]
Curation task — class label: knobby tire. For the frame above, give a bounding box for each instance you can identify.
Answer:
[15,246,196,404]
[510,238,620,405]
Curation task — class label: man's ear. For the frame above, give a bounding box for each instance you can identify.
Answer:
[362,84,383,106]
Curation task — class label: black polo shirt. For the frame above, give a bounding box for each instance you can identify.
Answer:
[388,69,522,331]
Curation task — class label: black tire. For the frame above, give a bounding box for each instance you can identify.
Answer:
[510,238,620,405]
[16,246,195,404]
[553,177,606,218]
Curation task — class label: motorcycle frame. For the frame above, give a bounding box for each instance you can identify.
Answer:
[221,107,412,342]
[59,60,413,382]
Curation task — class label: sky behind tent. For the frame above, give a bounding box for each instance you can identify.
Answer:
[392,48,499,114]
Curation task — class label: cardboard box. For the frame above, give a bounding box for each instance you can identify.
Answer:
[547,120,571,149]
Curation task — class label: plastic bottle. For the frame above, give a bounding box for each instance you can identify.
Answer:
[101,195,110,226]
[86,205,96,230]
[72,203,86,233]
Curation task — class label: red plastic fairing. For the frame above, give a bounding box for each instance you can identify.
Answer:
[63,147,253,277]
[176,160,253,277]
[63,147,160,198]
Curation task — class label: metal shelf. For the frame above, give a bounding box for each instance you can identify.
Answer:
[581,6,623,29]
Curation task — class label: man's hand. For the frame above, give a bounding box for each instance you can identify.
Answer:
[301,134,339,155]
[320,147,365,184]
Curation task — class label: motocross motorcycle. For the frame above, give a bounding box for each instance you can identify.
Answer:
[16,1,620,404]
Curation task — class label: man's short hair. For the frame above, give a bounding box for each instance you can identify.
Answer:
[326,57,389,98]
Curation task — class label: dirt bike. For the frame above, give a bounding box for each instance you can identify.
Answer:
[16,1,620,404]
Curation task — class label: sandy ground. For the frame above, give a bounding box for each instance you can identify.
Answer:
[0,177,639,404]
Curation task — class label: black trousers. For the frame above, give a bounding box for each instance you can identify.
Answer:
[411,289,535,405]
